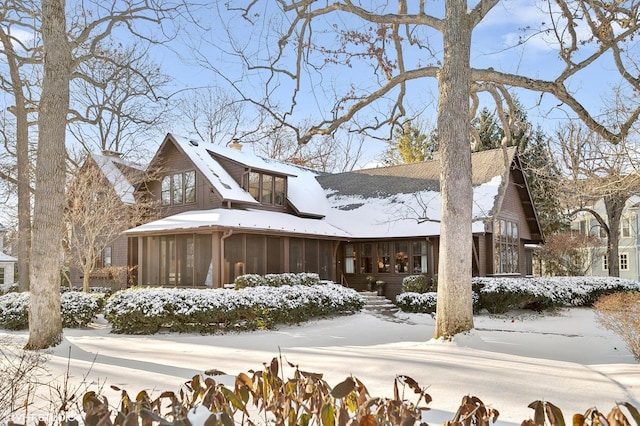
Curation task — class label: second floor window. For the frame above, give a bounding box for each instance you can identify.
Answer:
[246,172,286,206]
[162,171,196,206]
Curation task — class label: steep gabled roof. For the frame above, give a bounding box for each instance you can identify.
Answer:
[129,144,543,242]
[163,134,330,217]
[90,152,146,205]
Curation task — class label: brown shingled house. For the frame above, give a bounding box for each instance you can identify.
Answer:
[107,134,543,299]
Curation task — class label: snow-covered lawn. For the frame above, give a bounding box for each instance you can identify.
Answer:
[1,307,639,425]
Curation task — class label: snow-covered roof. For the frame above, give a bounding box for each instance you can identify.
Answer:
[125,208,348,238]
[128,143,517,240]
[319,176,502,238]
[0,252,16,262]
[169,134,329,217]
[91,153,146,205]
[127,176,502,239]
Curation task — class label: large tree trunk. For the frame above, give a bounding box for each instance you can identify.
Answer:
[434,0,474,339]
[25,0,71,350]
[604,194,625,278]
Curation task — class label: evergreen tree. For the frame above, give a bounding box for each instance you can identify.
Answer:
[383,120,437,165]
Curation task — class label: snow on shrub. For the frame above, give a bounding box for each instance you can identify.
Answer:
[396,292,438,313]
[0,291,102,330]
[401,275,431,293]
[0,292,29,330]
[104,283,364,334]
[235,272,321,289]
[395,276,640,314]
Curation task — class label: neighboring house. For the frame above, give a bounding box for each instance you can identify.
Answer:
[66,151,146,289]
[0,223,17,291]
[118,133,542,298]
[570,197,640,280]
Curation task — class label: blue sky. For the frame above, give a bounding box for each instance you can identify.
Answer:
[148,0,629,168]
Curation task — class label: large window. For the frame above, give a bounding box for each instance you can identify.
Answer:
[344,240,429,276]
[161,171,196,206]
[245,172,286,206]
[494,219,519,274]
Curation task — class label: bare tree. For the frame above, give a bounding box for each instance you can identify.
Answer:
[0,1,41,292]
[536,231,604,276]
[65,154,157,292]
[68,42,172,162]
[553,121,640,278]
[21,0,197,349]
[204,0,640,338]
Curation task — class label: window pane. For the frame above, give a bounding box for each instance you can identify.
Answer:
[377,242,390,273]
[161,176,171,205]
[262,174,273,204]
[395,241,408,273]
[344,243,355,274]
[0,267,4,285]
[185,171,196,203]
[103,246,112,267]
[274,177,285,206]
[173,173,183,204]
[249,172,260,200]
[360,243,373,274]
[412,240,427,274]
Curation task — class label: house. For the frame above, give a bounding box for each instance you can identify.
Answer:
[0,223,17,291]
[118,133,543,298]
[66,151,146,289]
[570,197,640,280]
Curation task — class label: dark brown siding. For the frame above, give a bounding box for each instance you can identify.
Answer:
[147,141,224,218]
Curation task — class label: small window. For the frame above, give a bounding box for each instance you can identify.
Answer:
[0,267,4,285]
[173,173,183,204]
[412,240,428,274]
[344,244,355,274]
[360,243,373,274]
[395,241,408,273]
[622,218,631,237]
[603,255,609,271]
[377,242,390,273]
[620,253,629,271]
[161,176,171,206]
[185,171,196,203]
[274,177,285,206]
[262,174,273,204]
[248,172,260,200]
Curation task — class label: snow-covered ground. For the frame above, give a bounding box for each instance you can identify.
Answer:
[2,307,639,425]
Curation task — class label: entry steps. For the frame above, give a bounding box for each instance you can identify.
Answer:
[359,290,399,315]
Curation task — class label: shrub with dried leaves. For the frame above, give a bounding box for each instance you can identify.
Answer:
[593,291,640,361]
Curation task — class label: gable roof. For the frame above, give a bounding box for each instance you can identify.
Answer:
[90,152,146,205]
[129,144,543,242]
[161,134,330,217]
